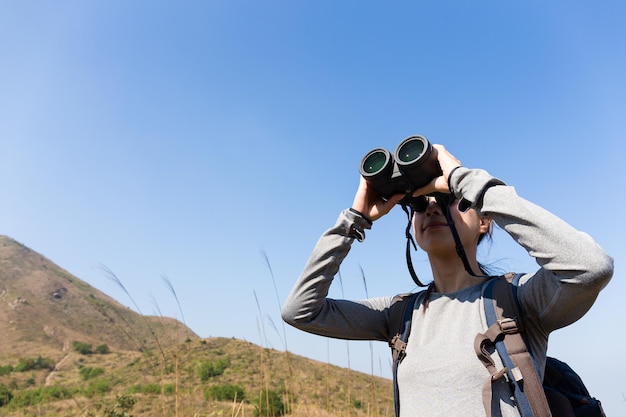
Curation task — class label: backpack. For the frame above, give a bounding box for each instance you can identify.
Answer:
[388,274,605,417]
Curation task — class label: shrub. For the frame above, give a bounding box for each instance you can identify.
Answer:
[196,358,230,382]
[0,384,12,407]
[206,383,245,402]
[8,386,71,407]
[73,341,93,355]
[79,366,105,380]
[84,378,111,397]
[0,365,13,376]
[103,394,136,417]
[253,388,288,417]
[127,383,175,395]
[14,356,55,372]
[13,362,27,373]
[95,344,110,354]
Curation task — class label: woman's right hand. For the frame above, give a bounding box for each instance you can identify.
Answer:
[351,176,405,222]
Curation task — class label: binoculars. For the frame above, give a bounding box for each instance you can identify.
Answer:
[359,135,441,202]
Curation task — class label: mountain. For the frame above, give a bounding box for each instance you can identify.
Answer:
[0,236,394,416]
[0,235,198,361]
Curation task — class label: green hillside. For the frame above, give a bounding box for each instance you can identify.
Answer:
[0,236,393,416]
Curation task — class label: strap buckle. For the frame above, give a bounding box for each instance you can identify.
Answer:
[497,317,520,334]
[389,335,407,363]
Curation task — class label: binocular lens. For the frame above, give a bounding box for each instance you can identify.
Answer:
[359,135,439,201]
[397,139,426,163]
[361,150,389,175]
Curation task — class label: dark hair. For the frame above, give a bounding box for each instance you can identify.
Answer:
[477,222,495,275]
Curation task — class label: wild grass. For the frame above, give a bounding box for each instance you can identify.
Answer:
[0,256,394,417]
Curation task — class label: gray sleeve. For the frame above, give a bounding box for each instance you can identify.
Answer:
[450,167,614,334]
[281,209,394,341]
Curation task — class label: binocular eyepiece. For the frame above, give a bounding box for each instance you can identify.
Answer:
[359,135,442,203]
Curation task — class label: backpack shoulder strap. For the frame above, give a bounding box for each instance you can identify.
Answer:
[388,290,426,417]
[388,292,420,363]
[475,274,552,417]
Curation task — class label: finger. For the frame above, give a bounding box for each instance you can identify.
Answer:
[368,193,404,221]
[385,193,405,208]
[411,175,449,197]
[432,144,462,176]
[352,176,376,213]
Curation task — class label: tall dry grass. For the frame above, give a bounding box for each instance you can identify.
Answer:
[0,257,394,417]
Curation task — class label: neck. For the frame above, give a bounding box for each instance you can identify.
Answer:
[428,252,486,293]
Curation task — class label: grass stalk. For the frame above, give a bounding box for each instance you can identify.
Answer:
[359,265,379,417]
[337,270,352,417]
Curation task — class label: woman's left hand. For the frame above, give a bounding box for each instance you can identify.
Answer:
[411,144,462,197]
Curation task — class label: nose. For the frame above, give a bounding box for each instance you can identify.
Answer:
[424,198,441,216]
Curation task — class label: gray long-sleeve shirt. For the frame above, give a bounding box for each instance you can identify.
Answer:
[281,167,613,417]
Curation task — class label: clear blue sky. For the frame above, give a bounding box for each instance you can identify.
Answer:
[2,1,624,414]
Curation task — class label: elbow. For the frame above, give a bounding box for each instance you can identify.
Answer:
[281,302,309,327]
[579,251,614,290]
[281,305,296,327]
[596,253,614,289]
[281,300,322,330]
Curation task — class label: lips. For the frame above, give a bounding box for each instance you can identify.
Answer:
[423,221,448,231]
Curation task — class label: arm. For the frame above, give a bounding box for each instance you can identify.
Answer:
[281,209,395,341]
[450,167,614,333]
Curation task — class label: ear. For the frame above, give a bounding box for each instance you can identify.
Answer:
[478,216,492,234]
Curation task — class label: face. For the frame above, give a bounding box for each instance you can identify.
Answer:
[411,196,491,254]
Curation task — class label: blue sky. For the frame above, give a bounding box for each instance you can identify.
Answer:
[1,1,624,414]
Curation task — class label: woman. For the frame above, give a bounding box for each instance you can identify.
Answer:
[281,143,613,417]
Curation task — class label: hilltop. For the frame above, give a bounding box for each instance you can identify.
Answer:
[0,235,197,360]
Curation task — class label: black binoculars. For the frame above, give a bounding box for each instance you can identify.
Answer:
[359,135,442,203]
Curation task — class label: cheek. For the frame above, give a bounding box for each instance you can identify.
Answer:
[454,211,483,236]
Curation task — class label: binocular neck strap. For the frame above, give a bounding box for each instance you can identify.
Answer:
[401,204,427,287]
[439,203,485,278]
